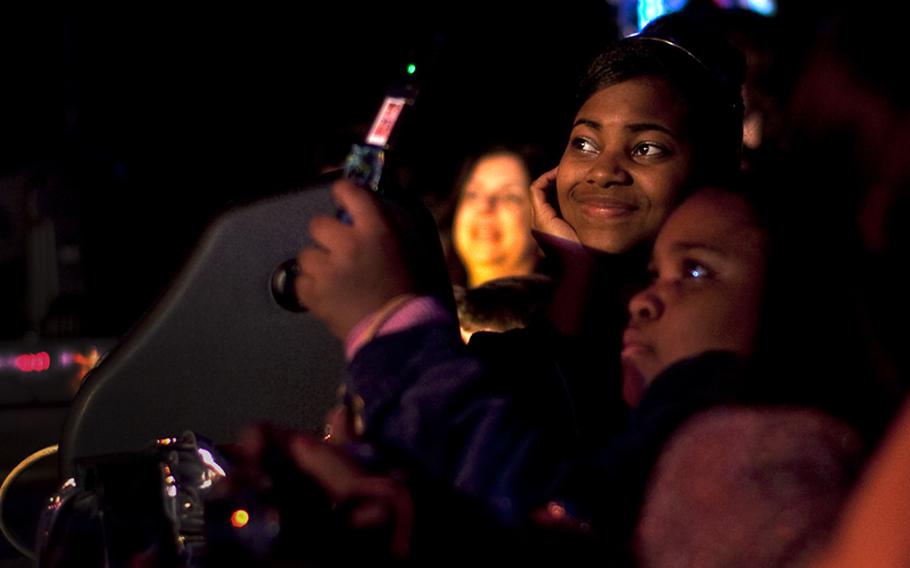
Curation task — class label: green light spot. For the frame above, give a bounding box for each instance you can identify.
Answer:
[406,63,417,75]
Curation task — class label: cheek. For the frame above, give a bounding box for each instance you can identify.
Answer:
[728,290,764,353]
[554,176,574,219]
[494,212,514,240]
[686,296,761,356]
[652,300,734,364]
[658,307,706,361]
[453,209,472,245]
[503,205,531,232]
[717,264,767,354]
[555,152,576,201]
[638,175,687,236]
[643,171,684,210]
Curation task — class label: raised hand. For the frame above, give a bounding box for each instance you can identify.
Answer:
[529,167,580,245]
[295,180,415,340]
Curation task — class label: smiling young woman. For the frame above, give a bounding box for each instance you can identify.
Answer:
[555,77,694,254]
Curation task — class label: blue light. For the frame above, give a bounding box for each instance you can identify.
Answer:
[635,0,775,33]
[637,0,690,31]
[638,0,666,30]
[744,0,776,16]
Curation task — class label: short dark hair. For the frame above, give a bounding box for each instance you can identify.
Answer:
[455,275,553,333]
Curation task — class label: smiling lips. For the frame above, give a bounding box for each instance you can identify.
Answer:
[471,224,502,242]
[572,193,639,219]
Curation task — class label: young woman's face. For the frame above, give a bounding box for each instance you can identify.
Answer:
[556,77,694,253]
[621,189,767,403]
[453,154,536,277]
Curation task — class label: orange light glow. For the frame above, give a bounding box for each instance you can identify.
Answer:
[230,509,250,528]
[546,501,567,520]
[73,348,100,382]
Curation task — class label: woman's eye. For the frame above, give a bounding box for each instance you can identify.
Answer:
[632,142,668,159]
[570,137,598,154]
[683,260,713,280]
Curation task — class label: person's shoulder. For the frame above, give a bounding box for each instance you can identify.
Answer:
[657,406,864,478]
[637,405,864,568]
[467,321,557,347]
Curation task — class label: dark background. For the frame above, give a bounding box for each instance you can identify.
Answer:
[1,1,836,339]
[2,2,621,338]
[2,7,620,559]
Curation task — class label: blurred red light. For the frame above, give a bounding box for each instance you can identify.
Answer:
[15,354,33,372]
[36,352,50,371]
[13,352,51,372]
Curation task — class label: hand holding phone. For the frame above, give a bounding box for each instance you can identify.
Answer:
[295,180,415,340]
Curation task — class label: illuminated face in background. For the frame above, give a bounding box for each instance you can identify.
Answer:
[621,188,767,404]
[453,153,538,287]
[556,77,695,253]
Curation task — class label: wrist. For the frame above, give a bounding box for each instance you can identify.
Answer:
[345,294,417,358]
[344,295,454,360]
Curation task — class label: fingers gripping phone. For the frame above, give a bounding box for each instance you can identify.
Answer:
[337,85,416,223]
[341,96,409,193]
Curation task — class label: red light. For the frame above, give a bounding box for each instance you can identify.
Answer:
[14,352,51,373]
[36,352,50,371]
[15,354,33,372]
[230,509,250,528]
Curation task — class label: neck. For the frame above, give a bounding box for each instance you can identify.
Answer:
[466,257,536,288]
[545,243,652,337]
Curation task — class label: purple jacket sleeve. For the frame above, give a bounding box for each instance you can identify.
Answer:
[346,321,567,524]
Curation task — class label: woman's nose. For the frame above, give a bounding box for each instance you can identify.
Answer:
[476,194,498,213]
[628,287,663,322]
[587,151,632,187]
